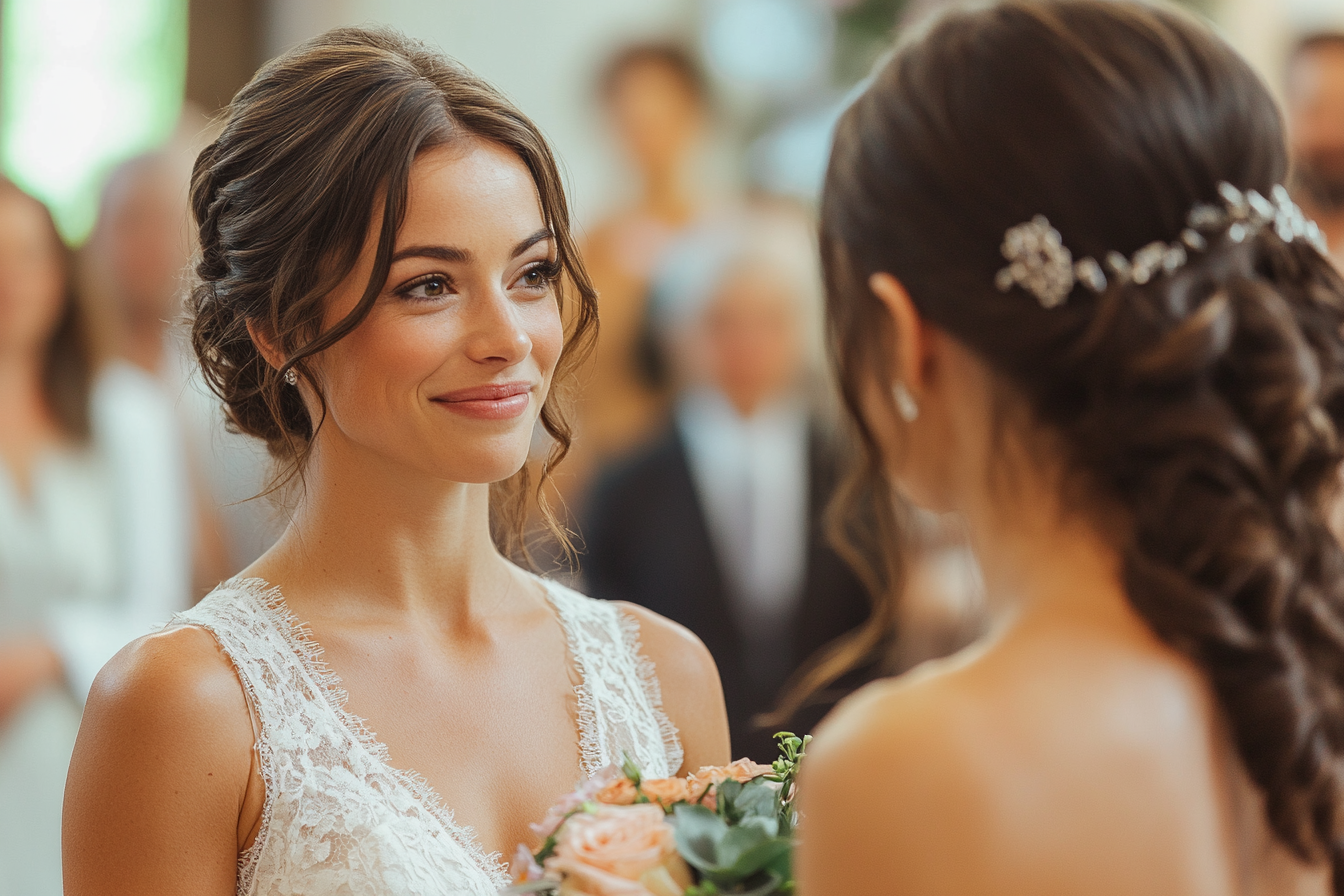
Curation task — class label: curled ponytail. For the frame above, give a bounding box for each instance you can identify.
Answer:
[817,0,1344,884]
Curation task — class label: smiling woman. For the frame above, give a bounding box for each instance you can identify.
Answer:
[60,26,730,896]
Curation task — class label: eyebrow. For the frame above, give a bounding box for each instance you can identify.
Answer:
[390,228,555,265]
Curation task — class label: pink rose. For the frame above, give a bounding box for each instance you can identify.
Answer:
[531,767,623,841]
[546,804,693,896]
[510,842,543,883]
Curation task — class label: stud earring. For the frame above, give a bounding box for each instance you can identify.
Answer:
[284,368,298,386]
[892,382,919,422]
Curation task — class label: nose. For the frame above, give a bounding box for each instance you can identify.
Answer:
[464,287,532,366]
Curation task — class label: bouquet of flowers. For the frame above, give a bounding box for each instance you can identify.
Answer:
[504,733,810,896]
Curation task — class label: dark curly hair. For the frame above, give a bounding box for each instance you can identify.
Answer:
[188,26,598,562]
[818,0,1344,885]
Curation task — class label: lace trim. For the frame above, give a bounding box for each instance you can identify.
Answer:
[543,579,610,778]
[617,609,685,776]
[222,577,512,890]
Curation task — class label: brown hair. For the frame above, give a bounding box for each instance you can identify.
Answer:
[0,178,97,441]
[1290,31,1344,67]
[188,26,598,561]
[597,41,709,107]
[820,0,1344,884]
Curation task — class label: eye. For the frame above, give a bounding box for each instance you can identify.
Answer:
[397,274,454,301]
[517,260,561,293]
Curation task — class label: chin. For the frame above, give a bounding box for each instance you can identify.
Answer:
[431,446,533,485]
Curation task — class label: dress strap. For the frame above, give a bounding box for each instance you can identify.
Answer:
[540,579,684,778]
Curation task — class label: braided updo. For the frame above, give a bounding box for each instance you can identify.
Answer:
[820,0,1344,886]
[188,26,597,559]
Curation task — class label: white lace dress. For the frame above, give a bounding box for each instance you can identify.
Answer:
[164,576,683,896]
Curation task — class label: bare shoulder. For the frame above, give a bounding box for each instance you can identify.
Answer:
[64,625,255,895]
[797,626,1229,896]
[613,601,732,771]
[795,656,1015,896]
[88,624,251,720]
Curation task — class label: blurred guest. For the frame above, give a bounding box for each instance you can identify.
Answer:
[0,178,189,896]
[581,209,872,761]
[85,148,280,579]
[1286,32,1344,268]
[567,43,719,501]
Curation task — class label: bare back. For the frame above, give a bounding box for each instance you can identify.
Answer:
[797,618,1330,896]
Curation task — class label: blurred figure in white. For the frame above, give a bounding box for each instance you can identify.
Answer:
[1286,32,1344,269]
[582,205,873,761]
[85,144,280,580]
[568,43,720,502]
[0,178,189,896]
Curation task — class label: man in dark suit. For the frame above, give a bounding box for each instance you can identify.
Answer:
[579,210,874,762]
[581,420,872,762]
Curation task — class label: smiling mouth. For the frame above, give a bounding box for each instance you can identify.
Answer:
[430,382,534,420]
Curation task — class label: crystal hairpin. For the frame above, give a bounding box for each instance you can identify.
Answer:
[994,182,1328,309]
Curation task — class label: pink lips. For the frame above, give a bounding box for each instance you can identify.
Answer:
[431,381,534,420]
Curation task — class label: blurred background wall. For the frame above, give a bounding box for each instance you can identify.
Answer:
[4,0,1343,241]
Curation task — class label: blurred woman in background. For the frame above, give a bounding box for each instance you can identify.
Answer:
[565,43,720,503]
[0,178,189,896]
[799,1,1344,893]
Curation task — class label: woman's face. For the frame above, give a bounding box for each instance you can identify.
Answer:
[305,139,565,485]
[0,192,66,357]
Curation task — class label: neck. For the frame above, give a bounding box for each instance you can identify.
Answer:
[640,166,695,226]
[959,462,1139,638]
[253,432,519,625]
[121,316,167,375]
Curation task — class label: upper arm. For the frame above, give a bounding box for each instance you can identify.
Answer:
[63,626,256,896]
[616,602,731,774]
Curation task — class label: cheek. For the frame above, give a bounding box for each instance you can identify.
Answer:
[531,300,565,380]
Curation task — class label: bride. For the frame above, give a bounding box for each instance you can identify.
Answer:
[62,26,729,896]
[798,1,1344,894]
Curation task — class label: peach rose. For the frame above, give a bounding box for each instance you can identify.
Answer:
[595,776,691,809]
[635,777,692,808]
[687,758,774,796]
[595,778,638,806]
[547,804,693,896]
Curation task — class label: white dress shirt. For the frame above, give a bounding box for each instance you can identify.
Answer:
[676,388,810,649]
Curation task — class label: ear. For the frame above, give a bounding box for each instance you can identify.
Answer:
[868,272,930,398]
[245,318,286,373]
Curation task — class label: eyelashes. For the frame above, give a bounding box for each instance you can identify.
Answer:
[392,260,561,303]
[521,260,562,289]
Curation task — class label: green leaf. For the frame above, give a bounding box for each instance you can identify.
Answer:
[717,778,745,821]
[672,804,730,873]
[621,752,643,788]
[719,832,788,879]
[726,871,787,896]
[734,779,781,820]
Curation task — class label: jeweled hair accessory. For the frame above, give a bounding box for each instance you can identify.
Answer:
[994,183,1329,309]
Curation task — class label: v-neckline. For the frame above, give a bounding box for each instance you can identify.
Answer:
[229,574,584,889]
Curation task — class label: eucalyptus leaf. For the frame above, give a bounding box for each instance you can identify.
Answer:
[716,779,745,822]
[734,779,781,820]
[672,804,731,872]
[725,871,786,896]
[719,838,791,880]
